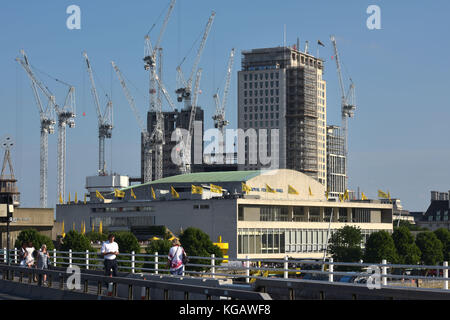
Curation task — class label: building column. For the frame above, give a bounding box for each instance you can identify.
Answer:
[319,207,325,222]
[347,208,352,223]
[333,207,339,222]
[304,206,310,222]
[288,206,294,221]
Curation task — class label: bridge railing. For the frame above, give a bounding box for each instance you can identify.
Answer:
[2,247,448,290]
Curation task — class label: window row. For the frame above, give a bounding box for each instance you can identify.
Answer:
[243,73,279,81]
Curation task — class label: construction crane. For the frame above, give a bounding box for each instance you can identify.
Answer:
[111,61,152,184]
[83,51,113,176]
[212,48,235,158]
[175,11,215,110]
[330,35,356,192]
[16,50,56,208]
[143,0,176,113]
[180,68,202,174]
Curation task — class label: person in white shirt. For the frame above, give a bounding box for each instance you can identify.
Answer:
[25,242,36,268]
[101,234,119,277]
[168,239,186,275]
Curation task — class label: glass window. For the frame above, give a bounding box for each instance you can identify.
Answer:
[244,74,248,81]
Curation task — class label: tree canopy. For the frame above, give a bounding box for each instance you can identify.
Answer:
[364,231,398,264]
[14,229,55,251]
[415,232,444,265]
[433,228,450,262]
[61,230,94,252]
[328,226,363,268]
[392,227,421,265]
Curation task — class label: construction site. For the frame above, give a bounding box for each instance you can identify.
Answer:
[7,0,361,222]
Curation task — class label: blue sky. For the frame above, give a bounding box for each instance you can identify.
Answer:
[1,0,449,212]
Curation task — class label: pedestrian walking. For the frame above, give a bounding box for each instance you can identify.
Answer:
[25,242,35,268]
[168,239,187,276]
[36,244,50,286]
[101,234,119,277]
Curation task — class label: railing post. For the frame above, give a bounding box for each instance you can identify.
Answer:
[3,248,6,263]
[155,252,158,275]
[284,255,289,279]
[444,261,448,290]
[211,254,215,279]
[53,249,56,267]
[86,250,89,270]
[69,249,72,268]
[381,259,387,286]
[245,255,250,284]
[14,248,17,265]
[131,251,135,274]
[328,258,334,282]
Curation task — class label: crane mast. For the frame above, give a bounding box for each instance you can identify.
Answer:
[330,35,356,193]
[16,50,56,208]
[111,61,153,183]
[83,52,113,176]
[213,48,235,159]
[176,11,215,110]
[142,0,176,180]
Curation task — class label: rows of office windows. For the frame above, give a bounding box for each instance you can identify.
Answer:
[243,120,280,128]
[428,210,449,221]
[244,105,280,113]
[243,72,279,82]
[92,206,154,213]
[91,216,156,227]
[237,228,384,254]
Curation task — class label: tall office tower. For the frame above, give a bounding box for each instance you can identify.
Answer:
[326,125,346,199]
[141,107,204,181]
[237,46,327,186]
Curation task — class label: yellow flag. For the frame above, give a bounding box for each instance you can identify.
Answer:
[288,185,299,195]
[309,187,313,196]
[61,220,65,238]
[325,187,329,200]
[361,192,368,200]
[114,188,125,198]
[96,190,105,201]
[344,189,349,201]
[91,222,94,233]
[151,187,156,200]
[131,188,137,199]
[266,184,276,193]
[99,220,103,234]
[59,194,63,205]
[242,182,251,194]
[339,193,343,202]
[171,186,180,198]
[81,221,86,235]
[84,194,87,204]
[72,222,75,231]
[75,192,78,203]
[192,185,203,195]
[378,189,388,199]
[210,184,223,194]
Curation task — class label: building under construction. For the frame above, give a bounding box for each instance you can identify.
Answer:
[326,125,346,199]
[142,107,204,181]
[237,45,327,186]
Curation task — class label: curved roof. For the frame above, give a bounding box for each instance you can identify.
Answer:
[120,170,262,191]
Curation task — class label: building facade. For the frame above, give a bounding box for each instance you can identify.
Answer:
[237,46,327,187]
[416,191,450,231]
[56,169,393,260]
[326,125,346,199]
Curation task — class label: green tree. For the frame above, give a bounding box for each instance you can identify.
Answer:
[85,231,108,243]
[328,226,363,270]
[433,228,450,262]
[364,231,398,264]
[14,229,55,251]
[144,239,172,273]
[415,232,444,266]
[60,231,94,268]
[113,231,142,271]
[179,228,223,272]
[394,220,428,232]
[392,227,421,265]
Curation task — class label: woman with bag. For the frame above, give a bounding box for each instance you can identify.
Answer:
[168,239,188,276]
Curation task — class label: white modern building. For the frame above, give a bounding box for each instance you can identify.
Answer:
[56,169,393,260]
